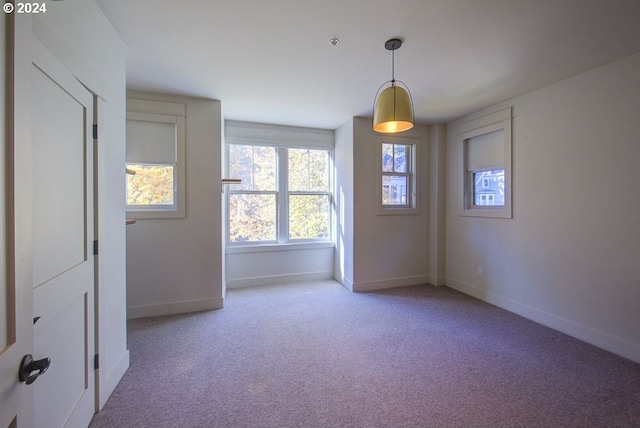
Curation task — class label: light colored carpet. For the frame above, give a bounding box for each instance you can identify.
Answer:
[89,281,640,427]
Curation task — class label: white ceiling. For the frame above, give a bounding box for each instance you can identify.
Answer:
[95,0,640,130]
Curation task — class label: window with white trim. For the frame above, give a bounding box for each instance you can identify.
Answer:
[378,137,419,215]
[224,121,333,246]
[461,107,512,218]
[126,99,186,219]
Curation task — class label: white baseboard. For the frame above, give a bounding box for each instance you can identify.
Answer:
[334,272,354,292]
[127,297,224,319]
[428,274,446,287]
[226,271,334,289]
[352,275,430,292]
[447,277,640,364]
[98,349,130,410]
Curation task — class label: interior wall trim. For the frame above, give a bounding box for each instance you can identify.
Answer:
[352,275,431,292]
[446,277,640,364]
[226,271,334,289]
[127,297,224,320]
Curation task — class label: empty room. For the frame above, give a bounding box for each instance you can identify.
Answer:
[2,1,640,427]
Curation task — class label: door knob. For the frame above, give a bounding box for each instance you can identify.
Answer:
[18,354,51,385]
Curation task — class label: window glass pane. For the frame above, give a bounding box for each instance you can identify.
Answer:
[253,146,276,191]
[289,148,329,191]
[228,145,276,191]
[394,145,408,172]
[308,150,329,191]
[228,144,254,189]
[126,163,175,206]
[382,143,393,172]
[473,168,505,206]
[289,194,330,240]
[288,148,307,191]
[382,175,408,206]
[229,193,276,242]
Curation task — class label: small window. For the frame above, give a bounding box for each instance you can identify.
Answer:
[379,137,419,215]
[126,101,186,219]
[460,107,512,218]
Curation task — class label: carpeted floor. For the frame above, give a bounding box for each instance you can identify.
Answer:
[89,281,640,428]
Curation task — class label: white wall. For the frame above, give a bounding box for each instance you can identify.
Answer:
[445,52,640,363]
[334,120,355,289]
[226,246,334,288]
[336,117,431,292]
[429,124,447,286]
[33,0,128,409]
[126,91,224,319]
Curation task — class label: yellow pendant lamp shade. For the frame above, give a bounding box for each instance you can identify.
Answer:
[372,38,414,134]
[373,84,414,133]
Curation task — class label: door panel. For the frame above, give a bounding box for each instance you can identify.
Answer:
[34,293,88,428]
[32,62,86,287]
[31,38,95,428]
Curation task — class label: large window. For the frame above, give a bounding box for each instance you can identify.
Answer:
[126,99,186,219]
[227,144,331,244]
[378,137,419,215]
[461,107,512,218]
[226,144,332,245]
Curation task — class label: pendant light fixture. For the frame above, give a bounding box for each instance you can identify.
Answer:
[372,38,414,134]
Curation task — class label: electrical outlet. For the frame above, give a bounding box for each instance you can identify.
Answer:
[477,267,484,277]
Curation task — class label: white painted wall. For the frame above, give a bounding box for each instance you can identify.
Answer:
[32,0,128,409]
[126,91,223,319]
[336,117,431,292]
[226,246,334,288]
[334,120,355,290]
[445,52,640,363]
[428,124,447,286]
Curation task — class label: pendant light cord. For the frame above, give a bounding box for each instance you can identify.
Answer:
[391,48,396,84]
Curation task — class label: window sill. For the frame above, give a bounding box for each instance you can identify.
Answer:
[377,207,420,216]
[126,208,185,220]
[460,206,511,219]
[226,241,334,254]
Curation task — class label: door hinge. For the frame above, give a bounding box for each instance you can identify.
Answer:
[94,354,99,370]
[93,240,98,255]
[93,124,98,139]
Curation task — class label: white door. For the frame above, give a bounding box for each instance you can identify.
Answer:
[30,37,96,428]
[0,12,35,428]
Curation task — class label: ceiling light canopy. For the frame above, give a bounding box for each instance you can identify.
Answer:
[372,38,414,134]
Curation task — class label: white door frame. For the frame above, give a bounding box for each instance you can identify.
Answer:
[0,11,35,428]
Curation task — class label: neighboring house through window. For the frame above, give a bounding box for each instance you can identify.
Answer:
[378,136,419,215]
[461,107,512,218]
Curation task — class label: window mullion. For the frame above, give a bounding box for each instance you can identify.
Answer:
[277,148,288,243]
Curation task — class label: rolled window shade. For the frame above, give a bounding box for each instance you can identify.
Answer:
[467,128,503,171]
[126,119,177,163]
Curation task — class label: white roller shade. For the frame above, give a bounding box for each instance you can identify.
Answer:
[467,128,503,170]
[126,119,177,163]
[225,120,334,149]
